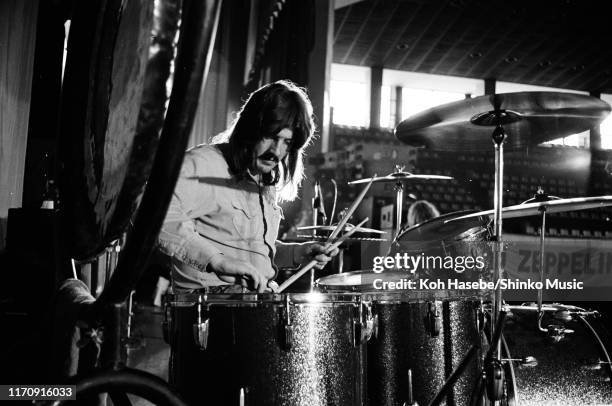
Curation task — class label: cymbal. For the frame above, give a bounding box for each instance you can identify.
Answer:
[447,195,612,222]
[396,92,611,151]
[349,171,453,185]
[297,224,387,234]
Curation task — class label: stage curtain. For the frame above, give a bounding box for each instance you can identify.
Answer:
[0,0,39,249]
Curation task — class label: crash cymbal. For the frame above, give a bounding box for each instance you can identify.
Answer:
[447,195,612,222]
[297,224,387,235]
[396,92,610,151]
[349,171,453,185]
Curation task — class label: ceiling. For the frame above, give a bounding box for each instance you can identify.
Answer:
[333,0,612,93]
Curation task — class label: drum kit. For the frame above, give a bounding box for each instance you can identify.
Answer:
[167,92,612,405]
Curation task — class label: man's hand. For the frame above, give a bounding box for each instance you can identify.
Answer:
[299,242,340,270]
[208,255,271,293]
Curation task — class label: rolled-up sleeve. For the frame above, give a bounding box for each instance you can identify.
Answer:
[158,154,223,272]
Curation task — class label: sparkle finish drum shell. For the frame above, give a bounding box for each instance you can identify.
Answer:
[167,293,368,406]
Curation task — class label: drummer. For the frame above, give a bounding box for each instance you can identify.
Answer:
[158,80,339,294]
[407,199,440,227]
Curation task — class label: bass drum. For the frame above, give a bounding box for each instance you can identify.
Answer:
[503,304,612,405]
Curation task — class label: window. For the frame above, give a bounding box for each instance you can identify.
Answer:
[600,94,612,149]
[401,88,465,119]
[330,64,370,127]
[382,69,483,126]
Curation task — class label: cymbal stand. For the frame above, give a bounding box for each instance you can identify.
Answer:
[471,106,522,403]
[393,165,406,240]
[491,124,506,371]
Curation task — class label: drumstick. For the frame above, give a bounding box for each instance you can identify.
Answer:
[278,217,369,293]
[328,176,375,241]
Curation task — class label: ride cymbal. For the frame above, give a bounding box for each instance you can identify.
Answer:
[396,92,610,151]
[447,195,612,222]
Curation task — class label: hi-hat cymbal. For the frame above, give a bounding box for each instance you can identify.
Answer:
[396,92,611,151]
[297,224,387,234]
[349,171,453,185]
[447,195,612,222]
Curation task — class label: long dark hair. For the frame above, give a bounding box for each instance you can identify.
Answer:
[407,200,440,226]
[214,80,315,201]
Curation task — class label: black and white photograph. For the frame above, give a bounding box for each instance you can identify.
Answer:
[1,0,612,404]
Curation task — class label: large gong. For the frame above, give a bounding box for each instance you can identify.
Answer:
[59,0,181,260]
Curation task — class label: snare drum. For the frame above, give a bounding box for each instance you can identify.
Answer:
[317,272,484,406]
[166,292,373,406]
[502,304,612,405]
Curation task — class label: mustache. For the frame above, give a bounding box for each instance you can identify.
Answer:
[259,152,279,162]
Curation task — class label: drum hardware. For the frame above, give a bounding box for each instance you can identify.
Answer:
[543,322,574,342]
[353,299,376,346]
[328,176,374,242]
[403,369,419,406]
[425,302,442,337]
[281,295,294,350]
[397,93,611,401]
[506,302,600,317]
[310,178,338,236]
[483,310,508,402]
[162,300,171,345]
[300,177,374,291]
[428,344,481,406]
[192,295,210,350]
[552,309,573,322]
[501,306,612,403]
[477,302,487,334]
[311,180,326,236]
[576,313,612,381]
[437,308,509,405]
[123,290,143,350]
[278,217,369,292]
[502,356,538,367]
[469,104,519,375]
[349,165,453,239]
[330,179,338,228]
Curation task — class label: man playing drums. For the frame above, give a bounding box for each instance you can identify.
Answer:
[158,80,340,405]
[158,80,338,294]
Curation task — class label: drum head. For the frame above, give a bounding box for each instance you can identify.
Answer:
[59,0,180,260]
[316,270,486,301]
[396,210,490,243]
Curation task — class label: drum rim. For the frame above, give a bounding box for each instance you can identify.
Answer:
[166,291,363,306]
[395,209,491,243]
